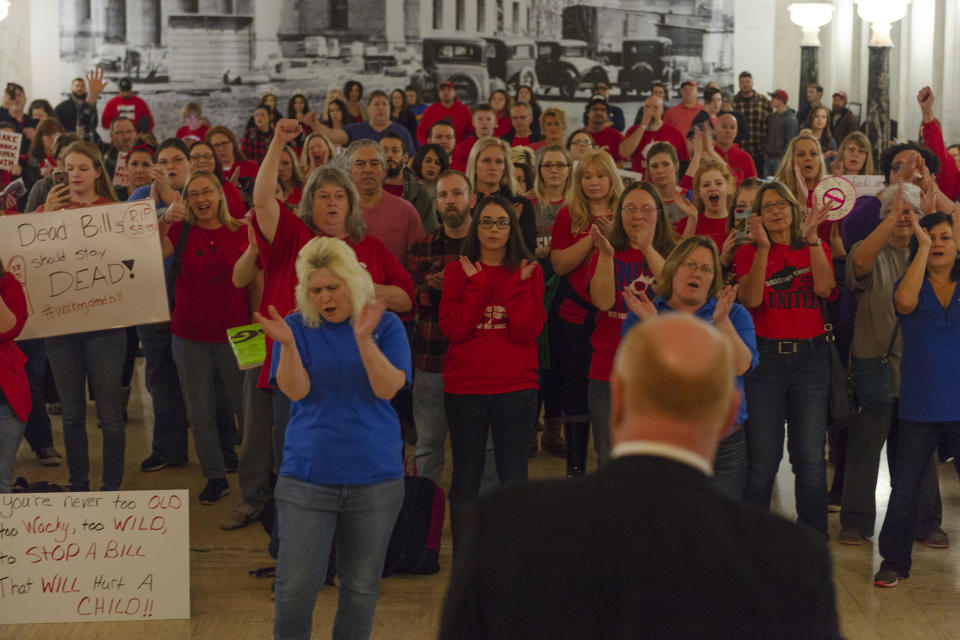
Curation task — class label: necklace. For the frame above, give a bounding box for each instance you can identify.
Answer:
[195,225,218,253]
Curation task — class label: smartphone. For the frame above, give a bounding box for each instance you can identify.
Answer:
[53,170,68,187]
[733,203,750,240]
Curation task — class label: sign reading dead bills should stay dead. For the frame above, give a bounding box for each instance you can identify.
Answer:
[0,201,170,339]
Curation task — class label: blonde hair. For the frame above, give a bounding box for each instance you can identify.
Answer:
[279,144,305,190]
[693,161,735,214]
[567,149,624,234]
[63,141,118,202]
[534,144,573,204]
[181,102,202,117]
[655,235,724,300]
[540,107,568,136]
[509,145,534,170]
[181,172,241,231]
[300,131,336,175]
[832,131,875,176]
[466,136,519,197]
[774,132,826,202]
[295,236,375,328]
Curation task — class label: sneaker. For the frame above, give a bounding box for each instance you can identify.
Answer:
[220,502,262,530]
[36,447,63,467]
[838,527,863,545]
[140,454,168,472]
[917,528,949,549]
[873,568,904,588]
[199,478,230,505]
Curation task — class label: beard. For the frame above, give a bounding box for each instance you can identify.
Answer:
[385,162,403,178]
[72,91,87,101]
[441,207,470,228]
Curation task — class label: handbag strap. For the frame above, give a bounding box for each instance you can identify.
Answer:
[818,298,834,341]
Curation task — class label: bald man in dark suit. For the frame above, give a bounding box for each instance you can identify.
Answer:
[438,315,841,640]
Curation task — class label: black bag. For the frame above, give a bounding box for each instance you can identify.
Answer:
[850,322,899,411]
[821,301,858,427]
[382,457,445,576]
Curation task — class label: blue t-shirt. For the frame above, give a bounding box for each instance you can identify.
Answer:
[621,297,758,425]
[270,310,412,485]
[896,277,960,422]
[345,121,417,155]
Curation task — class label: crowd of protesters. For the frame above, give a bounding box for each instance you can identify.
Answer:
[2,69,960,637]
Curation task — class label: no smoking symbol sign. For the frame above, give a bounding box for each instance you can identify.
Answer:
[823,188,846,210]
[814,176,857,221]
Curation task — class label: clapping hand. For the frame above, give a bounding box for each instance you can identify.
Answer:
[354,298,388,342]
[518,259,538,281]
[794,164,810,205]
[801,203,830,244]
[749,214,770,250]
[911,211,931,249]
[459,255,482,277]
[254,305,296,346]
[590,224,614,257]
[593,215,613,235]
[622,287,657,320]
[712,284,739,324]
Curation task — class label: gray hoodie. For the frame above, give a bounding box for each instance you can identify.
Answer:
[764,107,799,160]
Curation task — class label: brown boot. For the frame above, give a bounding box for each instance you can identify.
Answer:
[540,416,565,457]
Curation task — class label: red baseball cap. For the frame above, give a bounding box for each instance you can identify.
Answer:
[767,89,788,103]
[833,91,847,100]
[438,81,454,89]
[681,80,698,89]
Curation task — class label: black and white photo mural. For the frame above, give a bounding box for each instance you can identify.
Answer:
[58,0,734,137]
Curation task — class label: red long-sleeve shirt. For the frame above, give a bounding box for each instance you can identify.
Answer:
[439,260,544,394]
[921,119,960,201]
[101,95,154,131]
[0,273,30,422]
[417,101,474,145]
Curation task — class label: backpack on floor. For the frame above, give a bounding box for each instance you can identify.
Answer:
[382,456,445,576]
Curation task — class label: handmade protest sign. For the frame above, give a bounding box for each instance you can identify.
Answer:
[0,201,170,340]
[0,130,22,171]
[842,174,885,197]
[813,175,857,221]
[0,490,190,624]
[227,323,266,370]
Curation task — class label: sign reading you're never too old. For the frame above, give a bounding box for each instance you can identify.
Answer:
[0,201,170,340]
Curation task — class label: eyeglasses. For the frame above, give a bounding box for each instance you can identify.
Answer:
[760,200,791,213]
[679,260,714,275]
[541,162,570,171]
[187,187,218,200]
[478,218,510,229]
[190,153,214,161]
[622,204,658,216]
[570,140,593,147]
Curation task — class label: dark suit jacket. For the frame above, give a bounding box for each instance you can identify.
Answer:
[439,455,841,640]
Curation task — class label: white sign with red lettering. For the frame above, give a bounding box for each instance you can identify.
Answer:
[0,201,170,340]
[0,490,189,624]
[0,130,22,171]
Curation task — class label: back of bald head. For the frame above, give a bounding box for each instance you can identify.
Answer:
[613,314,734,430]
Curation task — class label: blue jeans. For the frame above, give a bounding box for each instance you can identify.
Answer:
[586,379,613,467]
[744,342,830,534]
[879,419,960,577]
[45,328,126,490]
[137,323,189,463]
[18,339,54,454]
[273,475,404,640]
[713,428,747,501]
[0,404,27,493]
[171,336,244,480]
[412,369,497,490]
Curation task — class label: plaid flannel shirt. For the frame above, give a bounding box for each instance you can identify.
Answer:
[732,92,771,157]
[241,127,273,165]
[406,226,464,372]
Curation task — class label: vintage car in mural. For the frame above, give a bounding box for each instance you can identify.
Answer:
[535,40,612,98]
[617,37,682,97]
[410,36,538,105]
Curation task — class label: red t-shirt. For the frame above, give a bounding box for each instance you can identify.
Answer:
[586,249,656,381]
[510,136,532,147]
[416,101,475,144]
[0,272,30,422]
[733,241,832,340]
[439,261,545,394]
[589,127,625,164]
[383,183,405,197]
[167,222,250,343]
[624,123,688,175]
[714,144,757,186]
[221,160,259,184]
[223,181,247,219]
[663,102,704,138]
[550,205,596,325]
[452,136,477,168]
[251,205,416,388]
[494,115,511,138]
[676,214,729,251]
[34,197,114,213]
[177,124,210,146]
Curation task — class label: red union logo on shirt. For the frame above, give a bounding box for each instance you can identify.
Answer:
[476,304,507,330]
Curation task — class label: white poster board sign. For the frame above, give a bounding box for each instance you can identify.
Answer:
[0,490,190,624]
[0,130,22,171]
[0,201,171,340]
[843,174,886,197]
[616,168,645,185]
